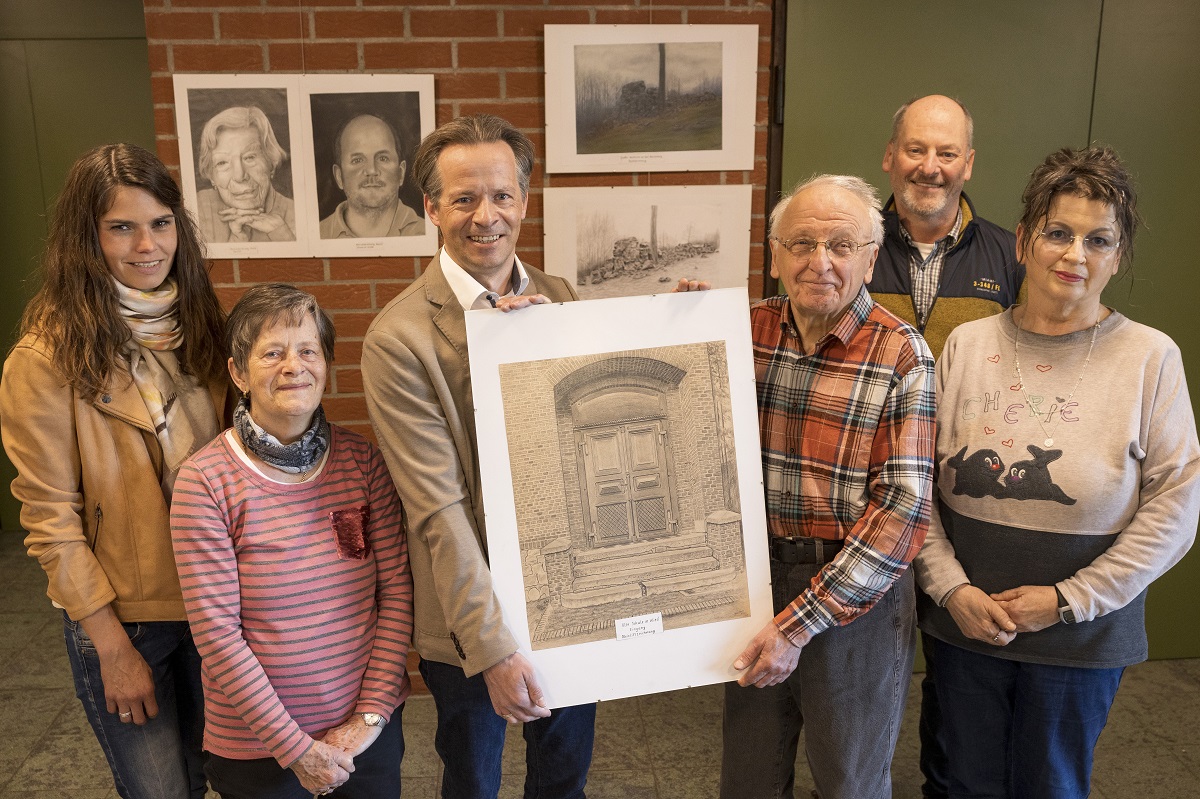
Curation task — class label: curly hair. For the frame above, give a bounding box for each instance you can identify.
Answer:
[1017,145,1141,266]
[17,143,227,398]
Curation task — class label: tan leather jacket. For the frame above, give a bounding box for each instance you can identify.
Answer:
[0,335,227,622]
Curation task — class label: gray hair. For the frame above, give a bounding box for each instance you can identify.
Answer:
[889,94,974,150]
[412,113,534,204]
[227,283,336,374]
[197,106,289,181]
[769,174,885,245]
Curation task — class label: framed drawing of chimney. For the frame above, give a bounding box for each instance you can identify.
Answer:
[544,25,758,173]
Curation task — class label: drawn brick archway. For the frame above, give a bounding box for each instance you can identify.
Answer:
[557,357,687,552]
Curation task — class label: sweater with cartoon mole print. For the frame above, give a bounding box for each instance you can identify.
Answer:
[915,308,1200,667]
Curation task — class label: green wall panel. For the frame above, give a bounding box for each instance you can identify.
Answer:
[782,0,1200,659]
[24,39,156,195]
[782,0,1100,233]
[0,0,146,39]
[0,0,154,532]
[1092,0,1200,660]
[0,41,49,532]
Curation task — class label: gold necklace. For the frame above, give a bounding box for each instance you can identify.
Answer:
[1012,310,1100,448]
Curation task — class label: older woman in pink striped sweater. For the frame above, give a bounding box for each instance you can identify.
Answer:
[171,283,413,798]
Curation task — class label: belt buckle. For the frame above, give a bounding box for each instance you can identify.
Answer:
[770,536,798,563]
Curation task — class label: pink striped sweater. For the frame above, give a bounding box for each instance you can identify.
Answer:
[171,425,412,766]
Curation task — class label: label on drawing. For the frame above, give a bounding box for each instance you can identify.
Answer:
[615,612,664,640]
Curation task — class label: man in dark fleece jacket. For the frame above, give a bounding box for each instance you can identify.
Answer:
[870,94,1023,359]
[869,93,1023,799]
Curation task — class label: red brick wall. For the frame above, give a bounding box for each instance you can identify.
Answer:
[143,1,775,437]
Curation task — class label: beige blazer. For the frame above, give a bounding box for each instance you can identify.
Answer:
[362,257,578,675]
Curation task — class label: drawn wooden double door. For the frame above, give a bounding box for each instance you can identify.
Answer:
[578,419,679,546]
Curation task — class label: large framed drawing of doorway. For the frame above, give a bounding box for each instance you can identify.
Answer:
[466,289,772,708]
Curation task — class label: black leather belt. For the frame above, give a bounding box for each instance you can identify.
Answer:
[770,536,844,565]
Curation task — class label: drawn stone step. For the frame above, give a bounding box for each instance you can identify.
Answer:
[558,582,645,608]
[572,545,715,576]
[572,532,708,565]
[571,555,718,591]
[643,566,738,596]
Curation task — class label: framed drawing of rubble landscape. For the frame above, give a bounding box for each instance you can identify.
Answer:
[174,73,309,259]
[465,289,772,708]
[544,25,758,173]
[543,185,752,300]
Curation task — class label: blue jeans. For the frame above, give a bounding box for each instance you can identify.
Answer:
[720,564,916,799]
[419,657,596,799]
[64,614,207,799]
[931,638,1124,799]
[205,705,405,799]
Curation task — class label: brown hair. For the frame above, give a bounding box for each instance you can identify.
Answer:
[411,113,534,203]
[226,283,336,375]
[18,143,226,398]
[1017,145,1140,265]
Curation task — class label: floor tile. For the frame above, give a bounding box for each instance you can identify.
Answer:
[642,713,721,770]
[638,683,723,718]
[0,688,76,780]
[7,703,112,792]
[590,707,651,772]
[0,616,74,691]
[2,525,1198,797]
[399,775,439,799]
[583,768,657,798]
[0,787,111,791]
[654,765,721,799]
[399,722,441,779]
[594,694,641,720]
[1092,746,1198,799]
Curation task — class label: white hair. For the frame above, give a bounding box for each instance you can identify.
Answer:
[769,174,885,245]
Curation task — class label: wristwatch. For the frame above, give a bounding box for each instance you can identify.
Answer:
[1055,586,1076,625]
[360,712,385,727]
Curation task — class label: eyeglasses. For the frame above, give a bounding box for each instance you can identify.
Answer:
[1035,227,1119,256]
[771,236,875,262]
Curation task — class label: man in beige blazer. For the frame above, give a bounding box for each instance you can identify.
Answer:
[361,114,594,799]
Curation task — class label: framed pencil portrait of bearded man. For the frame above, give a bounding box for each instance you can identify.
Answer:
[301,74,438,258]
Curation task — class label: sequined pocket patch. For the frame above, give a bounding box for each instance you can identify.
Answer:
[330,506,370,560]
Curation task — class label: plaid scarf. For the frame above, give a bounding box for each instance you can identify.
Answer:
[115,277,220,496]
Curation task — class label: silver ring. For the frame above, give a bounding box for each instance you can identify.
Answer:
[119,711,132,719]
[992,633,1001,642]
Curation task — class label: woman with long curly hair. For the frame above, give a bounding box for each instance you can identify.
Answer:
[0,143,229,798]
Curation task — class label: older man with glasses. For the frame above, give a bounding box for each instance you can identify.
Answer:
[719,174,936,799]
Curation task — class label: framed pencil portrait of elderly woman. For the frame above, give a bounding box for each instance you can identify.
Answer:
[174,74,309,259]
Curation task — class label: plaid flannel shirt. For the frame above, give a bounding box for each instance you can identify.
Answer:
[901,204,964,330]
[752,287,936,645]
